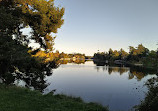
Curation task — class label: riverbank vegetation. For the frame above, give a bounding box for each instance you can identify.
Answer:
[94,44,158,69]
[0,84,108,111]
[135,77,158,111]
[31,50,86,63]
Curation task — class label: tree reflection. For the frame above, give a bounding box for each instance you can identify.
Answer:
[93,61,157,81]
[108,67,129,75]
[128,71,144,81]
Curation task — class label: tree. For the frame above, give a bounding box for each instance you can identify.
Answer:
[0,0,63,91]
[149,50,157,58]
[0,34,58,92]
[119,48,128,59]
[109,48,113,55]
[113,50,119,57]
[129,46,136,55]
[0,0,64,51]
[137,44,146,55]
[128,44,148,61]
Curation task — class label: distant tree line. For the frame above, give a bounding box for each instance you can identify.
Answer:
[59,52,85,60]
[26,50,86,65]
[93,44,158,68]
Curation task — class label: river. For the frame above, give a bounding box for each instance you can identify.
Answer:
[44,61,157,111]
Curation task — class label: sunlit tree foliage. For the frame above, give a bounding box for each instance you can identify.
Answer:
[0,0,64,91]
[0,0,64,51]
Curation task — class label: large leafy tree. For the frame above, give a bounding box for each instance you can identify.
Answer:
[0,0,64,91]
[0,0,64,51]
[0,34,58,92]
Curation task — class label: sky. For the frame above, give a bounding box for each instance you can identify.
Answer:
[28,0,158,56]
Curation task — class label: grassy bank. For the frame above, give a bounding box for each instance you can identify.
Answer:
[0,85,108,111]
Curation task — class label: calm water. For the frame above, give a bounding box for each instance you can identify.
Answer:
[44,61,156,111]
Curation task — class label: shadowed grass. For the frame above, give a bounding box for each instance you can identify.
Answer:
[0,85,108,111]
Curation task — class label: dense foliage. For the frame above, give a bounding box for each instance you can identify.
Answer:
[135,77,158,111]
[0,0,64,51]
[0,35,58,91]
[94,44,158,68]
[59,52,85,59]
[0,0,64,91]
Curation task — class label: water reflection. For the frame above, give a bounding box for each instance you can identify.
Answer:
[59,59,156,82]
[0,60,157,111]
[95,66,147,81]
[93,60,157,81]
[45,61,157,111]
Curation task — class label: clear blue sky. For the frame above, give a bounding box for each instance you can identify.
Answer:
[52,0,157,55]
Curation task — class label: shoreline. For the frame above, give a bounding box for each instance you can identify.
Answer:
[0,84,108,111]
[93,59,158,70]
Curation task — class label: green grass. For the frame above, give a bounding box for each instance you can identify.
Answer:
[0,85,108,111]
